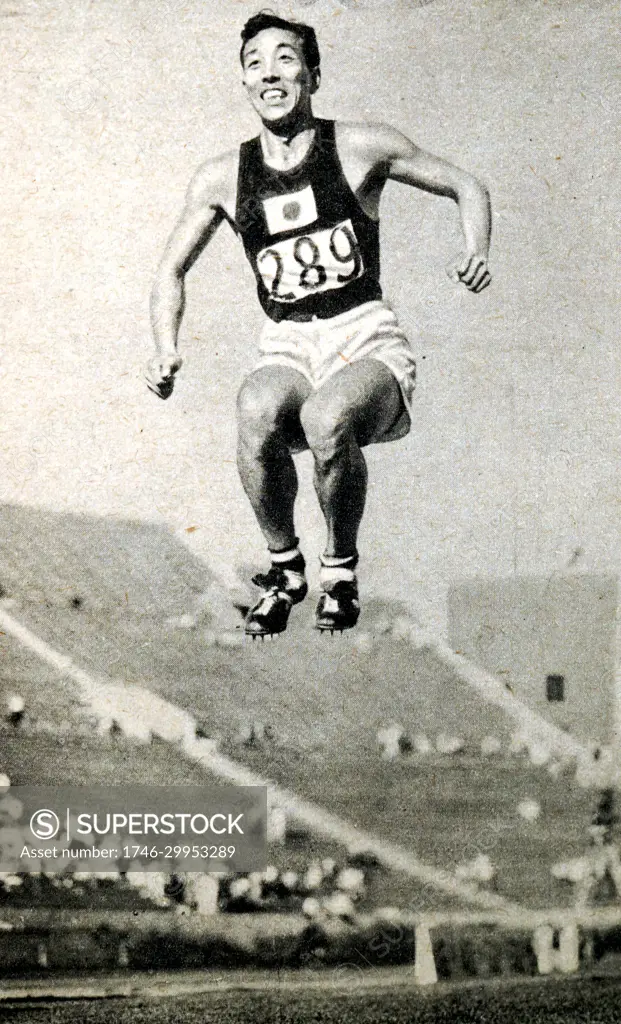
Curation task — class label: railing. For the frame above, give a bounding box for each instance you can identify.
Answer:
[1,906,620,982]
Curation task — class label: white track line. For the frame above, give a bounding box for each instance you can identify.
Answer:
[0,606,105,695]
[0,606,522,913]
[0,963,589,1002]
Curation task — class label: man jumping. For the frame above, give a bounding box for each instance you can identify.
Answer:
[146,12,492,638]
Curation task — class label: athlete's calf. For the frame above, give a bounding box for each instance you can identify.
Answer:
[236,367,310,637]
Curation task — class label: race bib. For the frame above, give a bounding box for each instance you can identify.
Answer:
[256,220,364,304]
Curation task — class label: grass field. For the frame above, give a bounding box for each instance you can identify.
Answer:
[3,975,621,1024]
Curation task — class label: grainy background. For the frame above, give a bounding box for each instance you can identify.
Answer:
[2,0,619,631]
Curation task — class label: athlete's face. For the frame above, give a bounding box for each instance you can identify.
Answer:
[242,28,319,125]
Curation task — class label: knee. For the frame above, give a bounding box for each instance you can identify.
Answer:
[300,400,352,464]
[237,381,283,447]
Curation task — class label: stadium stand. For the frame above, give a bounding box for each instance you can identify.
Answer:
[1,504,621,986]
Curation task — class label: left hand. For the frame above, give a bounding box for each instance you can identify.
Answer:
[446,252,492,293]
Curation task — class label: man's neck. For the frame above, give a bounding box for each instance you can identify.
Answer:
[259,111,318,172]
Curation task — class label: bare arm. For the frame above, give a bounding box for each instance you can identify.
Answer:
[146,153,235,398]
[364,123,492,292]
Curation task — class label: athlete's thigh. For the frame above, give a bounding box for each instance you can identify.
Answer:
[237,365,312,450]
[304,359,403,448]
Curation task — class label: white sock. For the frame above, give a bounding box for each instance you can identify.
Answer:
[319,554,357,587]
[268,547,306,594]
[270,546,302,566]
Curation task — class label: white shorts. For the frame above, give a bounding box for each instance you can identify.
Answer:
[254,300,416,444]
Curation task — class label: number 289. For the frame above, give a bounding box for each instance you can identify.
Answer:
[257,222,363,301]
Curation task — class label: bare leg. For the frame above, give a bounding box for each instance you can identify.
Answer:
[299,360,403,559]
[236,366,310,552]
[312,437,367,560]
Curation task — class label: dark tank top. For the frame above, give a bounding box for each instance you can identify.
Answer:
[235,119,382,322]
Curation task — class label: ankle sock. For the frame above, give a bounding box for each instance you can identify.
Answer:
[269,541,305,572]
[267,542,306,593]
[319,553,358,586]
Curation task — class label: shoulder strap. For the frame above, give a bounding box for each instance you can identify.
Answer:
[237,137,258,187]
[316,118,336,154]
[236,136,262,230]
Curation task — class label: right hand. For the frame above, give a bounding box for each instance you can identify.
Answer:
[145,353,184,400]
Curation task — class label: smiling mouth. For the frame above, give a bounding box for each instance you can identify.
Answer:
[261,89,287,101]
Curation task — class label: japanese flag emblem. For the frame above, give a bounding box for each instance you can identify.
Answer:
[262,185,318,236]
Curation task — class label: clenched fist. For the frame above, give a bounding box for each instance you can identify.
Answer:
[145,353,184,400]
[446,252,492,293]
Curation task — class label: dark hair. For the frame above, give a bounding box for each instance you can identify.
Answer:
[240,12,320,73]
